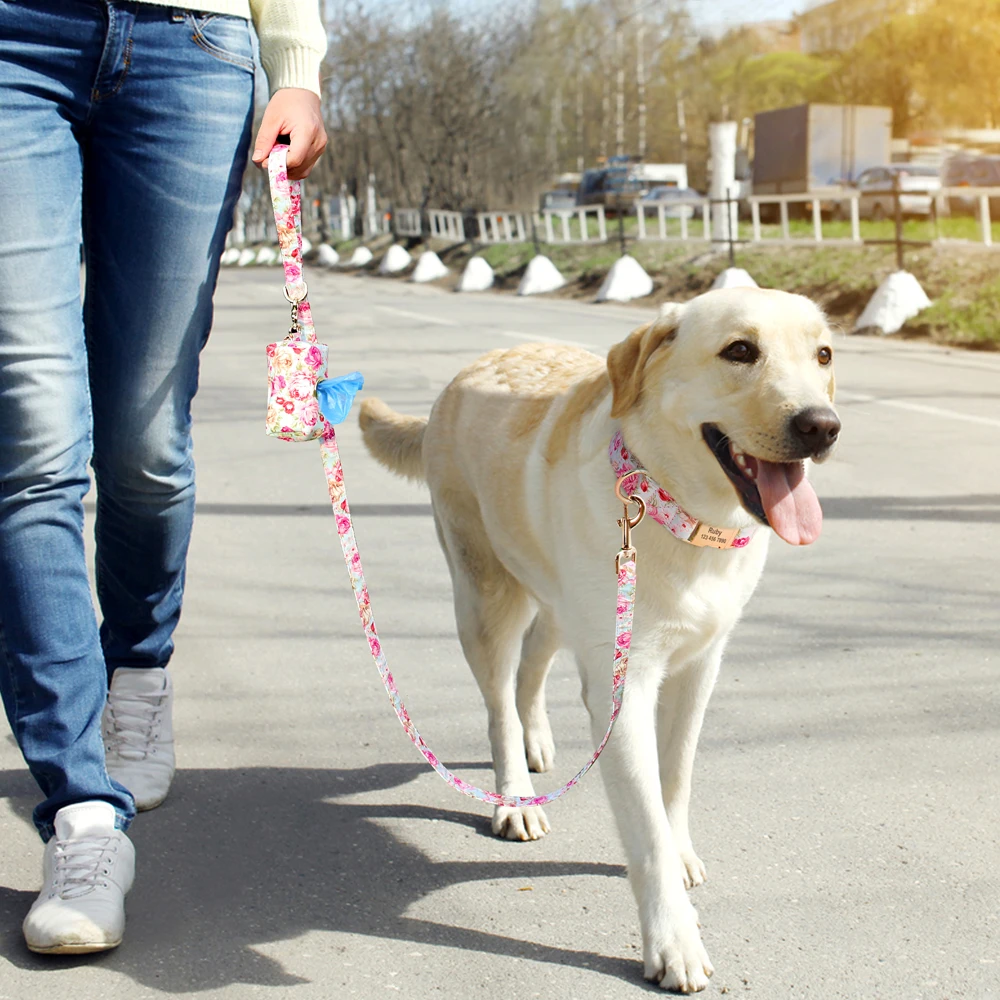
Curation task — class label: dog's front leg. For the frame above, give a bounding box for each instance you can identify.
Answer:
[581,645,713,994]
[657,640,725,889]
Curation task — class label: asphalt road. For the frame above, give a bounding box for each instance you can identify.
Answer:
[1,268,998,1000]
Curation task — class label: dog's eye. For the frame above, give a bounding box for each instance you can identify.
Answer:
[720,340,759,364]
[818,346,833,366]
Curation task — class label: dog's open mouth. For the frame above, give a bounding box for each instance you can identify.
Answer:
[701,424,822,546]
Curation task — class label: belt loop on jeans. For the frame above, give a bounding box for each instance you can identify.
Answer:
[171,9,185,22]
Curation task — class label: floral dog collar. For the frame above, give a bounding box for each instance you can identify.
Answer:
[609,431,755,550]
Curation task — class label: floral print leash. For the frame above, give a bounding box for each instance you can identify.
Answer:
[266,145,641,808]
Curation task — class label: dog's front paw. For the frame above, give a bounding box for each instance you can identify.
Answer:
[643,911,713,993]
[678,848,707,889]
[492,805,550,841]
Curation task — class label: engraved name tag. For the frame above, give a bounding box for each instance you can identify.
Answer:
[688,523,738,549]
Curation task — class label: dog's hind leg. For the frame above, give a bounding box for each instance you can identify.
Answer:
[436,512,550,842]
[657,642,724,890]
[516,608,560,774]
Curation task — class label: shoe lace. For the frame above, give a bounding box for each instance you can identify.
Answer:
[105,691,164,760]
[51,837,118,899]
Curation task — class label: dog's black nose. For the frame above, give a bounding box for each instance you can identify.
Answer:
[790,407,841,455]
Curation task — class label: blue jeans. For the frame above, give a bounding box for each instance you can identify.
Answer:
[0,0,254,840]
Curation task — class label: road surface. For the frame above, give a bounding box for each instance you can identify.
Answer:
[1,269,997,1000]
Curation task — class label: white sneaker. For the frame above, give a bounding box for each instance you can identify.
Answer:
[23,801,135,954]
[103,667,175,811]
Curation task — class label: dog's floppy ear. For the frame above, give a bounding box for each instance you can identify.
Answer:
[607,304,684,418]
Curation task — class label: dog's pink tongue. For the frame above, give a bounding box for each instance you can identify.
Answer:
[755,460,823,545]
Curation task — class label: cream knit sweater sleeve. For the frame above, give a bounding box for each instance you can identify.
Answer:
[250,0,327,97]
[130,0,328,97]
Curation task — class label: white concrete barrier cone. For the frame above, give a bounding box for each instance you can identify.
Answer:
[457,256,494,292]
[317,244,339,267]
[300,236,313,257]
[711,267,758,290]
[347,246,373,268]
[517,255,564,296]
[411,251,449,283]
[237,248,257,267]
[379,244,412,275]
[854,271,931,335]
[596,255,653,303]
[220,247,241,266]
[254,245,278,266]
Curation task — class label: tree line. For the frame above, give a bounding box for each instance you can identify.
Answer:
[292,0,1000,219]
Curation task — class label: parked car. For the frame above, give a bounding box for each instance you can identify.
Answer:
[577,166,642,210]
[941,155,1000,216]
[850,164,941,220]
[575,161,691,215]
[538,189,578,212]
[640,186,704,219]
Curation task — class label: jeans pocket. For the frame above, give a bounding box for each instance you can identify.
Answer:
[188,12,255,73]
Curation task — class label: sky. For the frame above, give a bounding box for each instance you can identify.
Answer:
[687,0,802,27]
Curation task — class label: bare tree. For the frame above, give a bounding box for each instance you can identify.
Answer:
[303,0,990,219]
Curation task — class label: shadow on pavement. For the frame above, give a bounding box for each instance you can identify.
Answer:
[0,762,636,994]
[192,502,434,518]
[182,495,1000,523]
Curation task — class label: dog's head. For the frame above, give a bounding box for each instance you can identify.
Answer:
[607,288,838,546]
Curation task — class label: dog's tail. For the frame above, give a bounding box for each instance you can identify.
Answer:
[358,398,427,481]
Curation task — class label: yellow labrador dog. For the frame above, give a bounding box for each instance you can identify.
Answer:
[359,288,839,993]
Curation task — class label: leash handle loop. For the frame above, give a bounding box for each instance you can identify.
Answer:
[267,144,316,344]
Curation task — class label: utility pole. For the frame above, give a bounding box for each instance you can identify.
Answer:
[601,49,610,161]
[636,1,646,159]
[615,16,625,158]
[575,23,585,173]
[547,9,562,177]
[675,71,688,169]
[548,85,561,176]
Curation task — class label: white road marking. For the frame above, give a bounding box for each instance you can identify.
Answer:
[374,304,460,327]
[373,307,598,349]
[498,330,597,350]
[837,391,1000,429]
[374,300,998,429]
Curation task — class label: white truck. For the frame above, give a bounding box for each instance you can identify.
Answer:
[752,104,892,214]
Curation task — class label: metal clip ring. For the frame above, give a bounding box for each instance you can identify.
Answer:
[283,281,308,304]
[615,469,649,506]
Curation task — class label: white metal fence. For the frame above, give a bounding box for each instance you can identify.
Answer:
[936,186,1000,247]
[229,184,1000,252]
[634,197,712,242]
[429,210,465,241]
[394,208,422,238]
[541,205,607,244]
[750,191,862,244]
[477,211,528,243]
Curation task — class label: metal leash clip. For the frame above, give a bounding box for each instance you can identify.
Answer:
[614,472,647,573]
[283,281,308,339]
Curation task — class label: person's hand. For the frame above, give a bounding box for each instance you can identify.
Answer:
[252,89,327,180]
